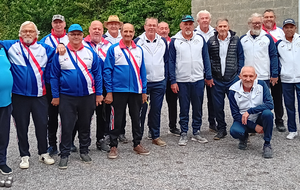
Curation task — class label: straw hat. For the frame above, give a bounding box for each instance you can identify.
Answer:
[104,15,123,28]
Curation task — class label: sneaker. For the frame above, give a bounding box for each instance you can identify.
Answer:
[169,128,181,137]
[47,146,58,156]
[263,144,273,158]
[58,157,68,169]
[133,144,150,155]
[70,144,78,152]
[96,139,110,152]
[39,153,55,165]
[178,133,188,146]
[147,130,152,140]
[80,153,92,163]
[20,156,29,169]
[118,134,128,143]
[104,135,110,145]
[152,138,167,147]
[214,130,227,140]
[287,132,298,140]
[108,147,118,159]
[276,122,286,132]
[0,165,12,175]
[191,134,208,144]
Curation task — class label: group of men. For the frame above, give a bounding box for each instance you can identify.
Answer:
[0,8,300,174]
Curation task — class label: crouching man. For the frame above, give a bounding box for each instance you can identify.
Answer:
[228,66,274,158]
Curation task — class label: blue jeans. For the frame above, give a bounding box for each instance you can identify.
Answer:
[282,83,300,132]
[230,109,274,142]
[140,80,166,139]
[211,76,239,131]
[177,80,205,135]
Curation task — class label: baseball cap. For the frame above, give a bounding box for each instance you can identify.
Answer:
[181,15,194,22]
[283,18,296,27]
[52,14,65,22]
[68,24,83,33]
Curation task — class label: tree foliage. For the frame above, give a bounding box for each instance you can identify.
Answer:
[0,0,191,40]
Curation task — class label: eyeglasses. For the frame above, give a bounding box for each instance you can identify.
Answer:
[69,33,83,37]
[251,22,262,25]
[146,24,157,28]
[21,30,36,34]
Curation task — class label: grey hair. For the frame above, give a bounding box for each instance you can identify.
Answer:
[19,21,40,38]
[248,13,263,24]
[145,17,158,26]
[196,10,212,20]
[216,18,229,26]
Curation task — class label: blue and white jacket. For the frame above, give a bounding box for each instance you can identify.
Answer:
[276,33,300,83]
[51,43,102,98]
[169,31,212,84]
[82,35,112,63]
[40,30,69,48]
[240,30,278,80]
[103,40,147,94]
[134,32,168,83]
[228,79,274,129]
[0,39,55,97]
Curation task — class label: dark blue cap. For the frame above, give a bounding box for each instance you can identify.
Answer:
[68,24,83,33]
[181,15,194,22]
[283,18,296,27]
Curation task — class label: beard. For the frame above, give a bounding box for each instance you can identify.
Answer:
[185,31,192,35]
[251,28,261,35]
[23,38,34,44]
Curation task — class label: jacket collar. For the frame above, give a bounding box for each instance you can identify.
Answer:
[84,35,110,45]
[67,43,84,52]
[119,39,137,49]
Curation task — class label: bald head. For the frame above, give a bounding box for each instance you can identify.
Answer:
[239,66,257,92]
[157,22,170,38]
[89,20,103,44]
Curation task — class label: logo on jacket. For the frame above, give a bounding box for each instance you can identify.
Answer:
[83,57,92,60]
[16,52,22,56]
[296,43,300,47]
[259,42,266,46]
[212,41,217,45]
[64,58,69,61]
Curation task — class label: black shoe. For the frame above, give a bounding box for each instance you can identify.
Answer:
[169,128,181,137]
[80,153,92,163]
[209,123,218,133]
[238,139,247,150]
[214,130,227,140]
[47,146,58,156]
[96,139,110,152]
[276,122,286,132]
[0,164,12,175]
[71,144,77,152]
[118,134,128,143]
[58,157,68,169]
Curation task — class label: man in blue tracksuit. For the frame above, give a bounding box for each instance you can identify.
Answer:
[0,21,55,169]
[51,24,103,169]
[207,18,244,140]
[169,15,213,146]
[229,66,274,158]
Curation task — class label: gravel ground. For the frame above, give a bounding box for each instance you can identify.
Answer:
[1,93,300,190]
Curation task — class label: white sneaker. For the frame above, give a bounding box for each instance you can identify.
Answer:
[39,153,55,165]
[191,134,208,143]
[20,156,29,169]
[287,132,298,140]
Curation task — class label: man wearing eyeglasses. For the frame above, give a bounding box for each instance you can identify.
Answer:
[0,21,55,169]
[240,13,278,90]
[134,17,168,147]
[51,24,103,169]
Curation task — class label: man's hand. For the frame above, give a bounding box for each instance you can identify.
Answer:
[205,79,215,88]
[56,44,66,55]
[104,92,113,104]
[255,124,264,134]
[270,77,278,86]
[51,98,59,106]
[96,95,103,106]
[171,83,179,94]
[142,93,147,104]
[242,111,249,125]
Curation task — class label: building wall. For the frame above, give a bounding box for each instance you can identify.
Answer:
[192,0,298,36]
